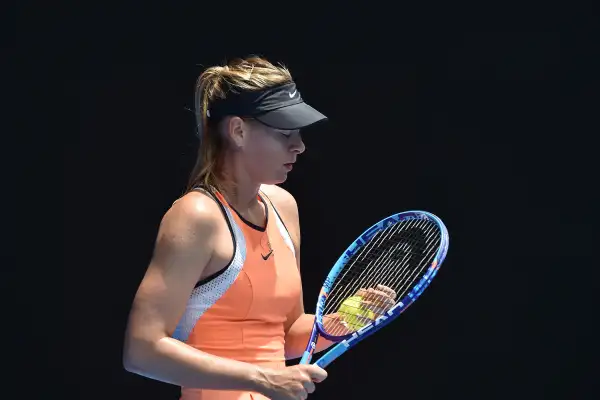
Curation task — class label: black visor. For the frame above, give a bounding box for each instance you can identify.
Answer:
[207,82,327,130]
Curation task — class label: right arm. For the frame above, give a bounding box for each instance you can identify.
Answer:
[121,195,327,399]
[122,196,264,391]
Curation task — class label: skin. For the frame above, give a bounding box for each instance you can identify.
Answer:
[122,115,394,400]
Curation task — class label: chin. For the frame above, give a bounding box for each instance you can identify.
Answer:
[267,177,288,185]
[262,173,288,185]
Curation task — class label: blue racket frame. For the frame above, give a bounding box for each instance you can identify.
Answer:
[299,210,450,368]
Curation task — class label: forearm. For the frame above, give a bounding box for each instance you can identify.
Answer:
[284,313,337,359]
[124,336,267,392]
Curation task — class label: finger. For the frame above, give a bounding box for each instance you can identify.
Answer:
[374,290,396,307]
[363,289,392,304]
[363,295,395,313]
[378,293,396,307]
[376,284,397,299]
[364,287,390,297]
[361,301,387,316]
[370,285,394,299]
[304,379,316,394]
[349,305,375,322]
[362,288,378,300]
[307,365,328,382]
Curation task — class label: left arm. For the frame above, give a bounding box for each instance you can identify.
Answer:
[261,185,337,360]
[284,314,336,360]
[281,237,339,359]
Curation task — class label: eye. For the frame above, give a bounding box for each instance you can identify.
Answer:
[277,129,299,138]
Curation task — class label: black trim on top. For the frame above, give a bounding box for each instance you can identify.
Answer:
[226,195,269,232]
[192,186,237,288]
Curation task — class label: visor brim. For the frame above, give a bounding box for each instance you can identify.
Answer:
[254,102,328,130]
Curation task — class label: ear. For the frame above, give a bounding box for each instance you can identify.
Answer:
[224,116,246,149]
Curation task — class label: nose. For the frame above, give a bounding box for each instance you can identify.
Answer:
[289,132,306,154]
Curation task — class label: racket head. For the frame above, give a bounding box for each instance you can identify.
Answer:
[313,210,449,342]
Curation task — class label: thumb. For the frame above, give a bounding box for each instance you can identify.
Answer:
[306,365,328,382]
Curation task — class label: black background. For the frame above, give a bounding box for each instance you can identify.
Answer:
[13,3,600,399]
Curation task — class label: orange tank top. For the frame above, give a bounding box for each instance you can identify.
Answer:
[172,188,302,400]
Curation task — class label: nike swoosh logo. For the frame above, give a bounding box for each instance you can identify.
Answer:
[261,250,273,260]
[289,90,297,98]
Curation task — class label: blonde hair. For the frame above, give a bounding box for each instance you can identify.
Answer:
[185,56,293,195]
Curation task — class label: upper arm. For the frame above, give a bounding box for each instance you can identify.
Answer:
[123,194,218,356]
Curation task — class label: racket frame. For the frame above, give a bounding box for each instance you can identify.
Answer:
[299,210,449,368]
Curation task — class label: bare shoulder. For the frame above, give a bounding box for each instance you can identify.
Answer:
[169,190,222,220]
[157,190,222,248]
[259,184,299,219]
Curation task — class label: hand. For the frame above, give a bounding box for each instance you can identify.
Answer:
[354,284,396,318]
[257,364,328,400]
[324,284,397,335]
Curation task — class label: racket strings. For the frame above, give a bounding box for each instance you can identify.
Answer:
[325,220,424,311]
[322,218,441,336]
[376,222,440,300]
[325,218,432,313]
[325,222,402,298]
[363,230,438,315]
[347,222,439,315]
[354,220,439,300]
[323,232,438,335]
[324,221,417,317]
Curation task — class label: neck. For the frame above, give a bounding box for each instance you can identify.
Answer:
[219,181,261,212]
[218,158,261,212]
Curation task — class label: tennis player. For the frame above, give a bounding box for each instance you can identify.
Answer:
[123,56,394,400]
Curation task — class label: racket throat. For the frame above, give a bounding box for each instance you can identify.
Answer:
[299,323,320,365]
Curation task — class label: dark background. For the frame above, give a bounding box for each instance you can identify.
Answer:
[14,3,599,400]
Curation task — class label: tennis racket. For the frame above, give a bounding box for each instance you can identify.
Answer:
[299,210,449,368]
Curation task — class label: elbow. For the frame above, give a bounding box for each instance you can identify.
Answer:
[122,357,136,373]
[122,347,140,373]
[122,336,154,374]
[122,344,142,373]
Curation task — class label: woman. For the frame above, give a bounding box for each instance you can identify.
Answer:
[123,56,394,400]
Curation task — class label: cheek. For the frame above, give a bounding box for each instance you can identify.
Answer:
[243,137,285,173]
[247,136,284,160]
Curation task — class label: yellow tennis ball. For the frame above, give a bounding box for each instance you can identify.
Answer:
[337,295,376,331]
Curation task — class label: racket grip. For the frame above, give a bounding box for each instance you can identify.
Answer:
[313,343,349,369]
[299,351,312,365]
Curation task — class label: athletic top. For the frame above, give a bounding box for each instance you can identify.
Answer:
[172,188,302,400]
